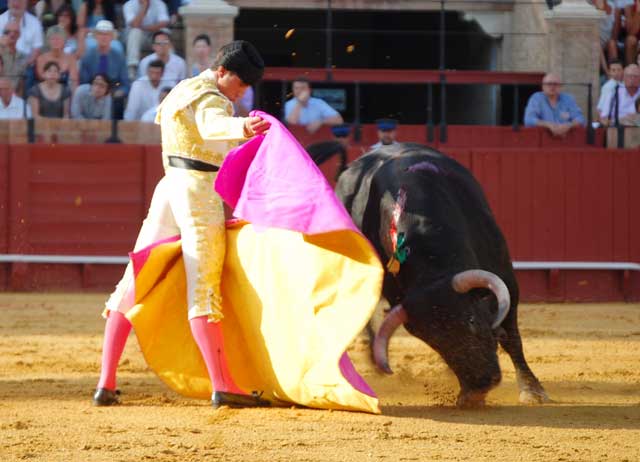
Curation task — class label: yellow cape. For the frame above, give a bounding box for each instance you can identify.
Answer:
[125,222,383,413]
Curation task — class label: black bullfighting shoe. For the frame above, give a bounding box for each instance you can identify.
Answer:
[92,388,121,406]
[211,391,271,409]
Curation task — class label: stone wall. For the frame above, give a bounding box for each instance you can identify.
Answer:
[181,0,601,118]
[0,120,161,145]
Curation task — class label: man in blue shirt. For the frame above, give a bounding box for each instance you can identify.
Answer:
[524,73,585,137]
[284,77,343,133]
[79,21,130,97]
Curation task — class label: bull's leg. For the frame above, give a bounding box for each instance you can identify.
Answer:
[499,312,550,404]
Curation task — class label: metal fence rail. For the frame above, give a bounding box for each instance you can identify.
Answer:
[1,254,638,272]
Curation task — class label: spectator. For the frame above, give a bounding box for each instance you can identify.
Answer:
[615,0,638,65]
[523,72,585,136]
[284,77,343,133]
[79,20,129,95]
[233,85,253,116]
[70,72,111,119]
[137,29,185,86]
[36,24,78,89]
[330,123,351,149]
[140,83,169,122]
[162,0,179,24]
[0,19,28,91]
[123,57,163,120]
[597,58,624,115]
[191,33,211,77]
[34,0,69,30]
[599,63,640,125]
[122,0,169,79]
[619,93,640,125]
[371,118,399,149]
[0,0,44,65]
[77,0,124,55]
[77,0,117,29]
[0,75,31,117]
[589,0,617,74]
[27,60,71,117]
[55,4,84,58]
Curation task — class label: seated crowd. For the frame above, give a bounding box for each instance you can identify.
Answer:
[5,1,632,140]
[586,1,640,128]
[0,0,211,122]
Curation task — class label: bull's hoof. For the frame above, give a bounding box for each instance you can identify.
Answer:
[456,391,487,408]
[519,388,552,405]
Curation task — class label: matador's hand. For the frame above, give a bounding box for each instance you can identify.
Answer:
[244,116,271,137]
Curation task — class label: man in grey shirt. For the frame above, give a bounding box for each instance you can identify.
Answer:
[71,73,112,120]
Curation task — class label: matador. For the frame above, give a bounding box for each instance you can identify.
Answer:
[93,40,271,409]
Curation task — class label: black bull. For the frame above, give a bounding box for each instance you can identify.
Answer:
[334,143,549,407]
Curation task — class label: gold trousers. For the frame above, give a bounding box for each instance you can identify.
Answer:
[105,167,225,321]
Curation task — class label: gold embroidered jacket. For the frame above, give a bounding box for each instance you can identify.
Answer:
[155,69,248,168]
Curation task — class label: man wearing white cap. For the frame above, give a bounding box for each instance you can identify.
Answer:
[79,20,130,96]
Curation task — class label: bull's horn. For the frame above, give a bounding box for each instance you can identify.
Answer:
[451,269,510,329]
[373,304,409,374]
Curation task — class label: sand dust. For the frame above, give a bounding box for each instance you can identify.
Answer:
[1,293,639,462]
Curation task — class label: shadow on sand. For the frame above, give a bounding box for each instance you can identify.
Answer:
[382,400,640,430]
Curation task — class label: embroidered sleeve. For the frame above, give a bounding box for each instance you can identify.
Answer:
[194,93,247,141]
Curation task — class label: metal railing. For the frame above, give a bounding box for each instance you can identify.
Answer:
[265,69,595,145]
[1,254,638,273]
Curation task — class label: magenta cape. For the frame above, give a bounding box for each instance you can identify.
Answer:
[215,110,359,234]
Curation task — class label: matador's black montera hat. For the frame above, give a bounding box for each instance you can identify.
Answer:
[215,40,265,86]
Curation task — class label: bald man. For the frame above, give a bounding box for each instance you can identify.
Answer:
[524,72,585,137]
[598,64,640,126]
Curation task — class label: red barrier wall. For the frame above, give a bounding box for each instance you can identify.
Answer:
[0,138,638,301]
[0,144,163,291]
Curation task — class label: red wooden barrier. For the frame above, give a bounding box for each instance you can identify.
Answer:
[0,145,8,287]
[0,144,162,290]
[458,147,640,302]
[0,141,638,301]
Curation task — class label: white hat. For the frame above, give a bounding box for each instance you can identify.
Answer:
[94,20,116,33]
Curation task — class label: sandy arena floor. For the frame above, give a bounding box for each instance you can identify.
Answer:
[0,293,639,462]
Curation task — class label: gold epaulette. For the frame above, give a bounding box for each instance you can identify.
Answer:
[155,73,233,123]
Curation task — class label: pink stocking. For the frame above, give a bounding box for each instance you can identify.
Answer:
[189,316,244,394]
[97,311,132,390]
